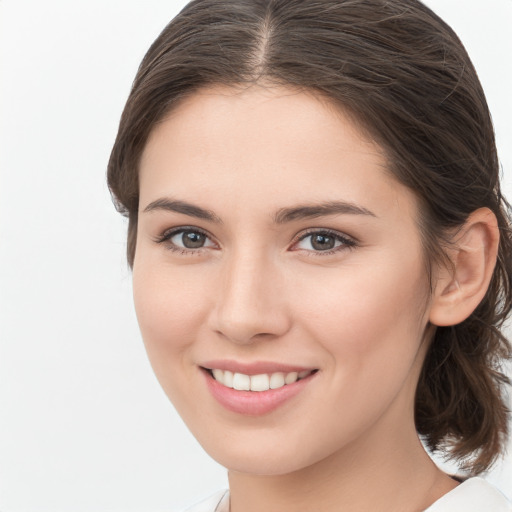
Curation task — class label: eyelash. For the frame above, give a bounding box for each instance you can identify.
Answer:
[291,228,357,256]
[154,226,215,255]
[154,226,358,256]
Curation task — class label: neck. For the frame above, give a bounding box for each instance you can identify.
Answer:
[228,406,457,512]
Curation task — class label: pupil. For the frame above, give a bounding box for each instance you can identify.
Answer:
[182,231,205,248]
[312,234,334,251]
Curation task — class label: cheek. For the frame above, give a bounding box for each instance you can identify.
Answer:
[289,262,429,448]
[295,256,429,380]
[132,260,207,373]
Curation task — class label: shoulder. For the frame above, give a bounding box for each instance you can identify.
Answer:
[181,490,229,512]
[425,477,512,512]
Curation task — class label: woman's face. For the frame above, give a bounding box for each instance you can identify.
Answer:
[134,85,434,475]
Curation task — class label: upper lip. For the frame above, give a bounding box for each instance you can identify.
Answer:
[200,360,317,375]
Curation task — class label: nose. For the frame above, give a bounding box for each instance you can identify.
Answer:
[208,251,292,345]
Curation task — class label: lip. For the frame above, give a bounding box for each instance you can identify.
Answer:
[200,362,318,416]
[201,359,314,376]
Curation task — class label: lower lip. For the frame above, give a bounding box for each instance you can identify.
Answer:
[202,369,316,416]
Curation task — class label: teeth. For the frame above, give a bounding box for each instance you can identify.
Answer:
[212,369,223,382]
[233,373,250,391]
[223,370,234,388]
[210,368,313,392]
[250,374,270,392]
[269,372,285,389]
[285,371,298,385]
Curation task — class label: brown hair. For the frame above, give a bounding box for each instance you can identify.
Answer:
[107,0,512,474]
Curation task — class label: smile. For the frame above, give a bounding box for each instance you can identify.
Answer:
[201,364,319,415]
[209,368,315,392]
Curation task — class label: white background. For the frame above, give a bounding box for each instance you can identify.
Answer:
[0,1,511,510]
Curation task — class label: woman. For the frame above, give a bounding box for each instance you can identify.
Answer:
[107,0,512,510]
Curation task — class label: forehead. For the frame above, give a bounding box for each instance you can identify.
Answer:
[144,84,379,158]
[139,84,416,221]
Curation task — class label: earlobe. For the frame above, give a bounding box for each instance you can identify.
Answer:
[429,208,499,327]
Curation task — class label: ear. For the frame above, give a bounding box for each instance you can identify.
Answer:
[429,208,499,327]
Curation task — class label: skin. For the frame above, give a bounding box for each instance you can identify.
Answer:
[133,84,462,511]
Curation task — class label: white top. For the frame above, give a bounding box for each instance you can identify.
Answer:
[183,478,512,512]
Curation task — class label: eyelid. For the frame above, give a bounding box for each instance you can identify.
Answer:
[290,228,358,253]
[153,225,357,255]
[153,225,218,250]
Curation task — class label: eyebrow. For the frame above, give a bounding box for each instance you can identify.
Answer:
[142,197,376,224]
[143,198,223,223]
[273,201,376,223]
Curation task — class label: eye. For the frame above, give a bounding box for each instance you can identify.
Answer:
[171,230,210,249]
[155,227,217,252]
[292,229,356,253]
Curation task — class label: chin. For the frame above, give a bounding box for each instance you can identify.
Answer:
[215,453,308,476]
[195,433,331,476]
